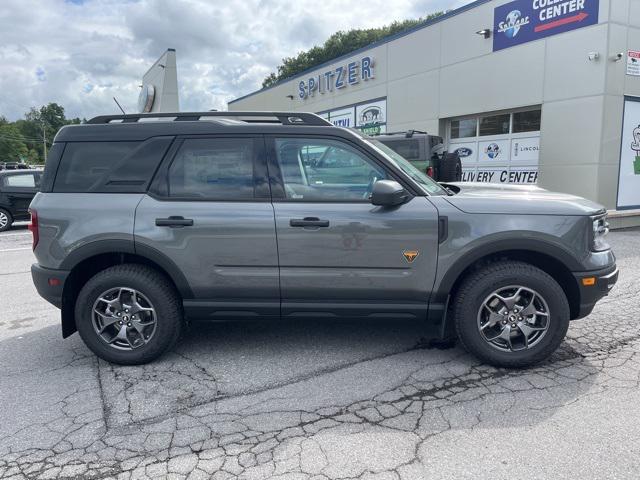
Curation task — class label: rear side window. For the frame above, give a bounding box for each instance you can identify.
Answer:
[53,137,173,193]
[4,173,37,188]
[386,139,420,161]
[168,138,256,200]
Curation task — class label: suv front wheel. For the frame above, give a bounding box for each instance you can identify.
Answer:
[75,264,183,365]
[453,261,570,368]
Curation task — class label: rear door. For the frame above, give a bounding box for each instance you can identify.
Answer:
[135,136,280,318]
[1,172,40,219]
[267,135,440,319]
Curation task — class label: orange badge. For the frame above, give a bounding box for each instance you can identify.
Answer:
[403,250,419,263]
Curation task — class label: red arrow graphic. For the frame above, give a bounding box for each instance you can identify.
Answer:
[534,12,588,32]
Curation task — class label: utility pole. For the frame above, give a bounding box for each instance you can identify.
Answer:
[42,122,47,163]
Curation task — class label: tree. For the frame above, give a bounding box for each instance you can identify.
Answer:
[262,12,445,88]
[0,103,83,165]
[0,122,29,162]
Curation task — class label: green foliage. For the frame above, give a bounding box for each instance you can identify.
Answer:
[262,12,445,88]
[0,103,83,165]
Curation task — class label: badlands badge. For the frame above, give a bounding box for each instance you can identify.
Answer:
[403,250,419,263]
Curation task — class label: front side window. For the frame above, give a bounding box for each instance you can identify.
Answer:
[4,173,36,188]
[168,138,256,199]
[274,138,386,201]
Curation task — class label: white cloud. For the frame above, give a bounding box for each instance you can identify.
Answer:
[0,0,468,120]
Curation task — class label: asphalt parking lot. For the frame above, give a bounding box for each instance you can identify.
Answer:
[0,226,639,480]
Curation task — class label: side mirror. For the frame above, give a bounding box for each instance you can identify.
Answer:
[371,180,410,206]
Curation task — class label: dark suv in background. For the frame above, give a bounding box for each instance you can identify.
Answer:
[0,169,42,231]
[29,111,616,367]
[375,130,462,182]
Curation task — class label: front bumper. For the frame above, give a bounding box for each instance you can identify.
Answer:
[573,264,618,319]
[31,264,69,309]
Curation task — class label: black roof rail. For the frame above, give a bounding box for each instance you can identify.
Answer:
[375,130,429,138]
[86,111,332,126]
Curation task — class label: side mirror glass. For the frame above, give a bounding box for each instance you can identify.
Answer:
[371,180,409,206]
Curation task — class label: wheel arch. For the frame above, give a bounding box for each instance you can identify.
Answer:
[60,241,192,338]
[436,241,582,324]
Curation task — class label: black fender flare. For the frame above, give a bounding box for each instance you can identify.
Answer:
[431,237,583,305]
[60,239,193,299]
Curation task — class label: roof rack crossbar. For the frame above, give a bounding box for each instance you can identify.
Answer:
[87,111,332,126]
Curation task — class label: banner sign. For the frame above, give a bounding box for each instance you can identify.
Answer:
[321,98,387,135]
[493,0,599,52]
[617,97,640,209]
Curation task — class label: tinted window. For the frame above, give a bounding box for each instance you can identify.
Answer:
[168,138,256,199]
[479,114,510,136]
[54,138,173,193]
[513,109,541,133]
[450,119,477,139]
[275,138,385,201]
[4,173,36,188]
[55,142,139,192]
[379,139,420,161]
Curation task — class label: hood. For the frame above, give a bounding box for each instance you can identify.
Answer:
[441,182,606,216]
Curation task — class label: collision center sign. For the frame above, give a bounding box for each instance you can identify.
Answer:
[493,0,599,52]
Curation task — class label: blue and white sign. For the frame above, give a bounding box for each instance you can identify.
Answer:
[493,0,599,52]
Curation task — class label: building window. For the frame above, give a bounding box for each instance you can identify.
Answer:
[450,118,477,139]
[479,114,510,136]
[513,109,541,133]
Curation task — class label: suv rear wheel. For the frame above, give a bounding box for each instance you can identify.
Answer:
[0,208,13,232]
[453,261,570,368]
[75,264,183,365]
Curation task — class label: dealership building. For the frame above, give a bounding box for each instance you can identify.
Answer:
[228,0,640,224]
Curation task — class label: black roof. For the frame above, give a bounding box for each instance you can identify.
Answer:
[56,111,339,142]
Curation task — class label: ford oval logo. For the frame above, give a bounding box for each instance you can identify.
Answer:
[455,147,473,158]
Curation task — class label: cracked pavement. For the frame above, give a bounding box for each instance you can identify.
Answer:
[1,225,639,479]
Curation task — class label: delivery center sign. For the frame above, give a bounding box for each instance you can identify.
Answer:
[493,0,599,52]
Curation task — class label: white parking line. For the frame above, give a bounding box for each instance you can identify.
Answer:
[0,232,31,237]
[0,247,32,252]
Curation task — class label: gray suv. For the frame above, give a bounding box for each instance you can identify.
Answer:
[30,111,618,367]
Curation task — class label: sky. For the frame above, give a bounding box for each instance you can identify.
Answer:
[0,0,470,121]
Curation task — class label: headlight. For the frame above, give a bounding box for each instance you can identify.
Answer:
[592,215,610,252]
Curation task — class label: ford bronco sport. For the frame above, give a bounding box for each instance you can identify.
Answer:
[30,111,618,367]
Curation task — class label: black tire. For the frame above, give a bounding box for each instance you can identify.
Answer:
[438,153,462,182]
[75,264,183,365]
[0,208,13,232]
[453,261,570,368]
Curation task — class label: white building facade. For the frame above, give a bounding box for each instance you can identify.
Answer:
[229,0,640,221]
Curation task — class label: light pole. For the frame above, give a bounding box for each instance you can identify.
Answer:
[42,122,47,163]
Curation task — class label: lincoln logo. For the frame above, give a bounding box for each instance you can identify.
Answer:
[403,250,419,263]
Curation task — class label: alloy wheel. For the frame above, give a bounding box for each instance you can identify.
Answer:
[92,287,157,350]
[476,285,550,352]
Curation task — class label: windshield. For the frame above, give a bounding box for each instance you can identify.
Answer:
[366,139,448,195]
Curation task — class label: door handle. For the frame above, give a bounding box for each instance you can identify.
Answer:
[289,217,330,228]
[155,216,194,227]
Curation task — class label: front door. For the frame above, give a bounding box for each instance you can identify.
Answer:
[135,136,280,318]
[267,136,439,319]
